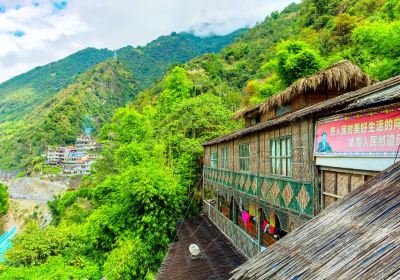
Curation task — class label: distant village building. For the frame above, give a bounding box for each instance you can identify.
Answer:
[201,60,400,258]
[46,135,101,175]
[75,135,101,151]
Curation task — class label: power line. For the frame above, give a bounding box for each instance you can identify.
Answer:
[188,215,206,239]
[200,231,223,254]
[163,174,203,258]
[109,174,203,276]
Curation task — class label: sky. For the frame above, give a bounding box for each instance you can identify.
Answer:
[0,0,296,83]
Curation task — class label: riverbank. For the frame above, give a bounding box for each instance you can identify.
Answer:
[1,176,81,233]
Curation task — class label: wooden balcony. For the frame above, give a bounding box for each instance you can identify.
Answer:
[204,167,315,217]
[203,200,259,258]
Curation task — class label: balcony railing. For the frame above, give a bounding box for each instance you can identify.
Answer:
[203,200,259,258]
[204,167,314,217]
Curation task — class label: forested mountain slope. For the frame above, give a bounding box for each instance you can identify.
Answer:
[135,0,400,110]
[1,0,400,279]
[118,29,247,91]
[0,48,112,123]
[0,61,136,169]
[0,30,245,170]
[0,30,245,124]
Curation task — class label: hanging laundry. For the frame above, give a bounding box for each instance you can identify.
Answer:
[263,220,269,233]
[269,209,276,235]
[249,204,258,221]
[241,210,250,227]
[269,209,276,228]
[269,225,275,235]
[248,216,254,231]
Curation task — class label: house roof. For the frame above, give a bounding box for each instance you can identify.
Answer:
[234,60,374,120]
[66,146,78,149]
[203,75,400,146]
[230,160,400,280]
[157,216,246,280]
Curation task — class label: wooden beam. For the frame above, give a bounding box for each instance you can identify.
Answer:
[322,192,343,199]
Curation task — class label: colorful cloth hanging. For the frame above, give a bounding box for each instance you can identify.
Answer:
[262,220,269,233]
[269,209,276,235]
[241,210,250,227]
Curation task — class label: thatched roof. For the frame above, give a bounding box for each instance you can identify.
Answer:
[203,75,400,146]
[234,60,374,120]
[230,160,400,280]
[233,104,262,120]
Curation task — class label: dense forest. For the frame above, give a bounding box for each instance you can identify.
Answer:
[1,0,400,278]
[0,30,244,170]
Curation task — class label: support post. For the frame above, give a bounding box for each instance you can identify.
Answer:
[233,200,238,225]
[258,208,263,253]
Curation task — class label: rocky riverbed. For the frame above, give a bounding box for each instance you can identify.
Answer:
[1,176,80,232]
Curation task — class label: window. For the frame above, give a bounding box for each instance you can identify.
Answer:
[239,144,250,172]
[270,137,292,176]
[221,147,229,169]
[250,116,260,126]
[211,152,218,168]
[275,104,291,117]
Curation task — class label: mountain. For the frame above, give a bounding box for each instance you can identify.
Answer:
[0,29,245,170]
[0,60,136,169]
[134,0,400,110]
[2,0,400,278]
[117,29,247,91]
[0,30,245,125]
[0,48,113,123]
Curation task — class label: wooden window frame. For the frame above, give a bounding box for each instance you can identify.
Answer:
[275,104,292,117]
[211,152,218,168]
[239,143,250,172]
[221,146,229,170]
[270,137,292,177]
[250,116,261,126]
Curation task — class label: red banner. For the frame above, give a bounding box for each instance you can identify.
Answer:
[315,107,400,157]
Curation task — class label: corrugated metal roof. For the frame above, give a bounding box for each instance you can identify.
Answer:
[158,216,246,280]
[230,161,400,280]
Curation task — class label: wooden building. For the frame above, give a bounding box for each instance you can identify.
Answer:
[202,60,400,258]
[230,160,400,280]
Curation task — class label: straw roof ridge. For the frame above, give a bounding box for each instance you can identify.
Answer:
[233,60,373,121]
[202,75,400,146]
[260,60,374,113]
[233,104,262,120]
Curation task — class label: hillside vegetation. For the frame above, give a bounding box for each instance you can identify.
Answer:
[0,61,136,169]
[0,48,113,123]
[0,30,245,170]
[1,0,400,279]
[118,30,247,91]
[135,0,400,109]
[0,30,244,124]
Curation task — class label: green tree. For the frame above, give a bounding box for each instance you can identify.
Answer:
[276,41,323,86]
[0,183,9,216]
[158,66,193,114]
[103,237,153,279]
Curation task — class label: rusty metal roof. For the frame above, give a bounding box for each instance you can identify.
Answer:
[158,216,246,280]
[230,160,400,280]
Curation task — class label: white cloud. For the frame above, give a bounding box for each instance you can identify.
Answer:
[0,0,297,83]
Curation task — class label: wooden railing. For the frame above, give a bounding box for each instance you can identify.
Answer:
[204,167,315,217]
[203,200,259,258]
